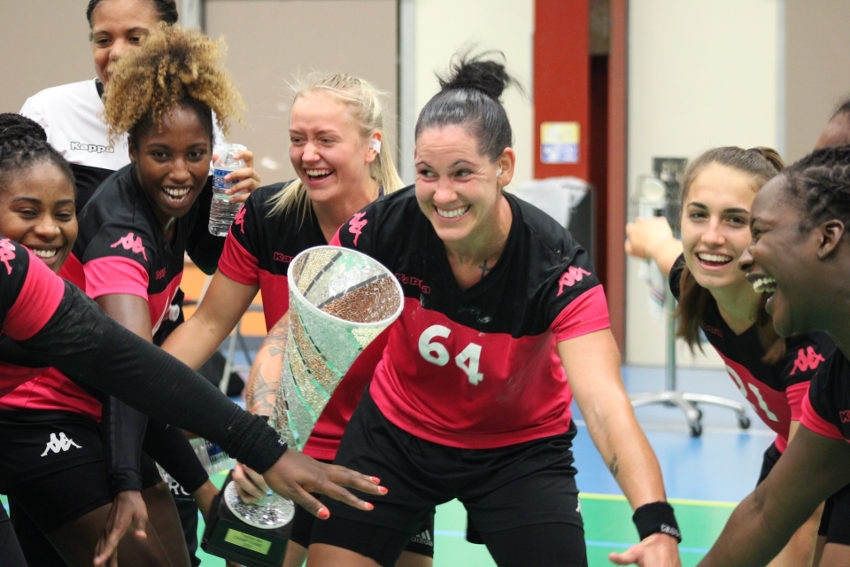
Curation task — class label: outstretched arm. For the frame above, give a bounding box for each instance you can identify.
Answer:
[560,330,681,566]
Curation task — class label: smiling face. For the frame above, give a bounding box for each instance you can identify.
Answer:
[129,105,212,227]
[680,162,758,298]
[90,0,161,85]
[414,124,511,248]
[743,176,823,337]
[0,161,77,273]
[288,90,376,206]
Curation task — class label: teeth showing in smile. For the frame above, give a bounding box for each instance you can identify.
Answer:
[697,252,732,264]
[751,276,777,294]
[164,187,191,199]
[306,169,332,178]
[31,248,57,259]
[436,206,469,219]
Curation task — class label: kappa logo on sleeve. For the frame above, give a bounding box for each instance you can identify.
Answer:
[234,206,247,234]
[0,238,16,274]
[348,212,368,245]
[789,346,826,375]
[110,232,148,261]
[557,266,591,296]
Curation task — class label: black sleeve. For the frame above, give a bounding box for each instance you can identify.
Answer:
[100,396,147,495]
[15,281,287,473]
[143,420,209,494]
[668,253,686,300]
[184,178,226,275]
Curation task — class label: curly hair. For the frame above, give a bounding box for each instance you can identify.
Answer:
[102,22,244,145]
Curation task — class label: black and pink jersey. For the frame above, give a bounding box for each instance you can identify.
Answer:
[0,240,65,395]
[0,254,102,419]
[802,353,850,443]
[333,186,609,449]
[218,181,323,331]
[670,256,833,451]
[72,164,189,333]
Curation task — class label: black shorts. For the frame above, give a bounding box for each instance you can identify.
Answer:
[819,482,850,545]
[0,410,161,532]
[290,492,436,557]
[312,391,582,565]
[756,441,781,486]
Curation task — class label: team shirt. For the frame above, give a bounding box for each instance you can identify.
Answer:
[802,353,850,443]
[670,256,833,452]
[333,186,609,449]
[219,181,373,460]
[73,164,192,332]
[0,254,102,419]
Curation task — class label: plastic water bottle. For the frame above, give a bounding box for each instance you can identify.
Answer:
[209,143,247,236]
[190,437,235,475]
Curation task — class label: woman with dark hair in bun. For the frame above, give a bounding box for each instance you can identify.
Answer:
[308,51,682,567]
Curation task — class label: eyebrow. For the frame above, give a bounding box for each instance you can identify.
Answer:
[686,202,750,215]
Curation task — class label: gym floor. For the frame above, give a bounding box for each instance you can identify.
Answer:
[194,362,768,566]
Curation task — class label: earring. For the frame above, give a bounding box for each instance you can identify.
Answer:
[496,168,503,176]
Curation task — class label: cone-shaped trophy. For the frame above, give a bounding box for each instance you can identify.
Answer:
[206,246,404,566]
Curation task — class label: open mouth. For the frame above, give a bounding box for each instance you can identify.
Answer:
[163,186,192,203]
[696,252,733,266]
[29,247,59,260]
[306,168,332,181]
[750,274,777,294]
[436,205,470,219]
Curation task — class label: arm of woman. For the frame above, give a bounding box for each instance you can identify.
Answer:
[624,216,682,278]
[159,270,258,370]
[559,329,681,566]
[232,312,290,502]
[698,426,850,566]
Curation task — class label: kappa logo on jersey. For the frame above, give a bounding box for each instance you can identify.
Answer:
[0,238,16,274]
[70,141,114,154]
[347,212,368,245]
[40,431,82,456]
[557,266,591,295]
[841,410,850,424]
[234,206,247,234]
[110,232,148,261]
[789,346,826,375]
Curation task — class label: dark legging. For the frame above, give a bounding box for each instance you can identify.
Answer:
[480,522,588,567]
[0,505,27,567]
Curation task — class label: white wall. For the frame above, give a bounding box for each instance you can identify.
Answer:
[624,0,782,367]
[403,0,534,186]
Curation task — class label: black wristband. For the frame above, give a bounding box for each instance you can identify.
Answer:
[632,501,681,543]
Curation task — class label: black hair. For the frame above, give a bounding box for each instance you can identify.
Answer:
[781,144,850,233]
[0,135,75,195]
[86,0,179,27]
[0,113,47,143]
[414,49,523,161]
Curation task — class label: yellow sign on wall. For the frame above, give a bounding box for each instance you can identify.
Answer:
[540,121,580,164]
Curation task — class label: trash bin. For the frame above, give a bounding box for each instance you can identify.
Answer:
[511,176,595,266]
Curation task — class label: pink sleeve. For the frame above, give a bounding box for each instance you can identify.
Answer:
[786,381,810,422]
[800,392,843,440]
[84,255,149,300]
[551,285,611,342]
[218,233,260,286]
[5,252,64,340]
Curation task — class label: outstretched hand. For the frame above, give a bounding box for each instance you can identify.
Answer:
[624,216,674,261]
[262,449,386,519]
[608,533,681,567]
[93,490,149,567]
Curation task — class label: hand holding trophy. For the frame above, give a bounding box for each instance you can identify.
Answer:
[203,246,404,566]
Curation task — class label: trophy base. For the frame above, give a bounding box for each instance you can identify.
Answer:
[201,473,293,567]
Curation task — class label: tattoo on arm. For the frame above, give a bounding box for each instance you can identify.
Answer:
[607,454,620,478]
[245,321,289,416]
